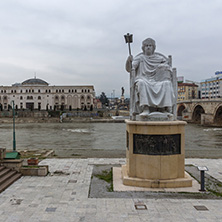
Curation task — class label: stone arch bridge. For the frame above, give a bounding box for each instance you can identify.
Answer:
[177,99,222,126]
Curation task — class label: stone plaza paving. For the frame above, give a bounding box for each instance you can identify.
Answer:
[0,158,222,222]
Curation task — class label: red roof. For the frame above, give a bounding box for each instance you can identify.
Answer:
[178,83,198,87]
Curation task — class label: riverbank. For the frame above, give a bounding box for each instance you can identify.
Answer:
[0,117,126,124]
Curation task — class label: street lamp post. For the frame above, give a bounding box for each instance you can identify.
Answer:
[12,100,16,152]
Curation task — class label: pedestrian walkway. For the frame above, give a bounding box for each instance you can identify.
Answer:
[0,158,221,222]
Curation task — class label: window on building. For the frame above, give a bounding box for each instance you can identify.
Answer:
[20,96,23,100]
[38,96,41,100]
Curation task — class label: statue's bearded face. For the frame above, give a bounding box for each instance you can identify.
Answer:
[143,43,154,56]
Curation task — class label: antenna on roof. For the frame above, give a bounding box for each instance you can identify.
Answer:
[34,72,37,79]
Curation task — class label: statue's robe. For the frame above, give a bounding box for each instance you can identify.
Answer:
[131,52,175,115]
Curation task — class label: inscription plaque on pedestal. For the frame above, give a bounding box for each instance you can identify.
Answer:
[133,134,181,155]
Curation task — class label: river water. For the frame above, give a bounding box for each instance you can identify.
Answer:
[0,122,222,158]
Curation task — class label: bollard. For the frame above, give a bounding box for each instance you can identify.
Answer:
[197,166,208,192]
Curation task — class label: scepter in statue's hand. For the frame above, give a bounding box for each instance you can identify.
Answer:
[124,33,133,72]
[124,33,133,56]
[124,33,135,120]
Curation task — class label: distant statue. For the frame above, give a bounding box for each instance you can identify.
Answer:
[121,87,125,96]
[125,37,177,120]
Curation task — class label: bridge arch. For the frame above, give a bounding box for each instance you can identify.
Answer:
[177,104,186,117]
[192,105,205,123]
[214,105,222,124]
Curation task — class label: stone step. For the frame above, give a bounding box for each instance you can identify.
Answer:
[0,173,22,193]
[0,168,11,178]
[0,166,6,171]
[0,170,17,186]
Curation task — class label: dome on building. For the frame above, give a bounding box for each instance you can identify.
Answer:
[22,78,49,86]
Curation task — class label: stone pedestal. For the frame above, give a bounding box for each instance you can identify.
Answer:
[122,120,192,188]
[120,95,124,103]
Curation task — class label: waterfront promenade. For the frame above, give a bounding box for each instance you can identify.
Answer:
[0,158,222,222]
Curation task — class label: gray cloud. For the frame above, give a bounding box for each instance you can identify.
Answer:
[0,0,222,97]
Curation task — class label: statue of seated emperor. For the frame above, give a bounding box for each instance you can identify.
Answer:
[125,38,177,121]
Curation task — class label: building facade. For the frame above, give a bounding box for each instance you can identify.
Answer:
[200,72,222,99]
[0,78,95,111]
[177,82,199,101]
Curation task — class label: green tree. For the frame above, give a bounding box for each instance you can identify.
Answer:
[99,92,109,106]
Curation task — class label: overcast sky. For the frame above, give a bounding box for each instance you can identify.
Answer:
[0,0,222,97]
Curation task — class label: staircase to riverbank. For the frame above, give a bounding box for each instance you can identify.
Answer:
[0,165,22,193]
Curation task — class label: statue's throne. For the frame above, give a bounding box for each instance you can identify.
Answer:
[130,53,178,120]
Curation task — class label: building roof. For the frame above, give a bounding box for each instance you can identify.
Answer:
[200,75,222,83]
[21,78,49,86]
[178,83,198,87]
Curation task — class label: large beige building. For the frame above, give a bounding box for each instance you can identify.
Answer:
[177,82,199,101]
[0,78,95,111]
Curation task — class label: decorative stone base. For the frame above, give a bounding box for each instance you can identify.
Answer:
[138,112,174,121]
[124,120,192,188]
[122,165,192,188]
